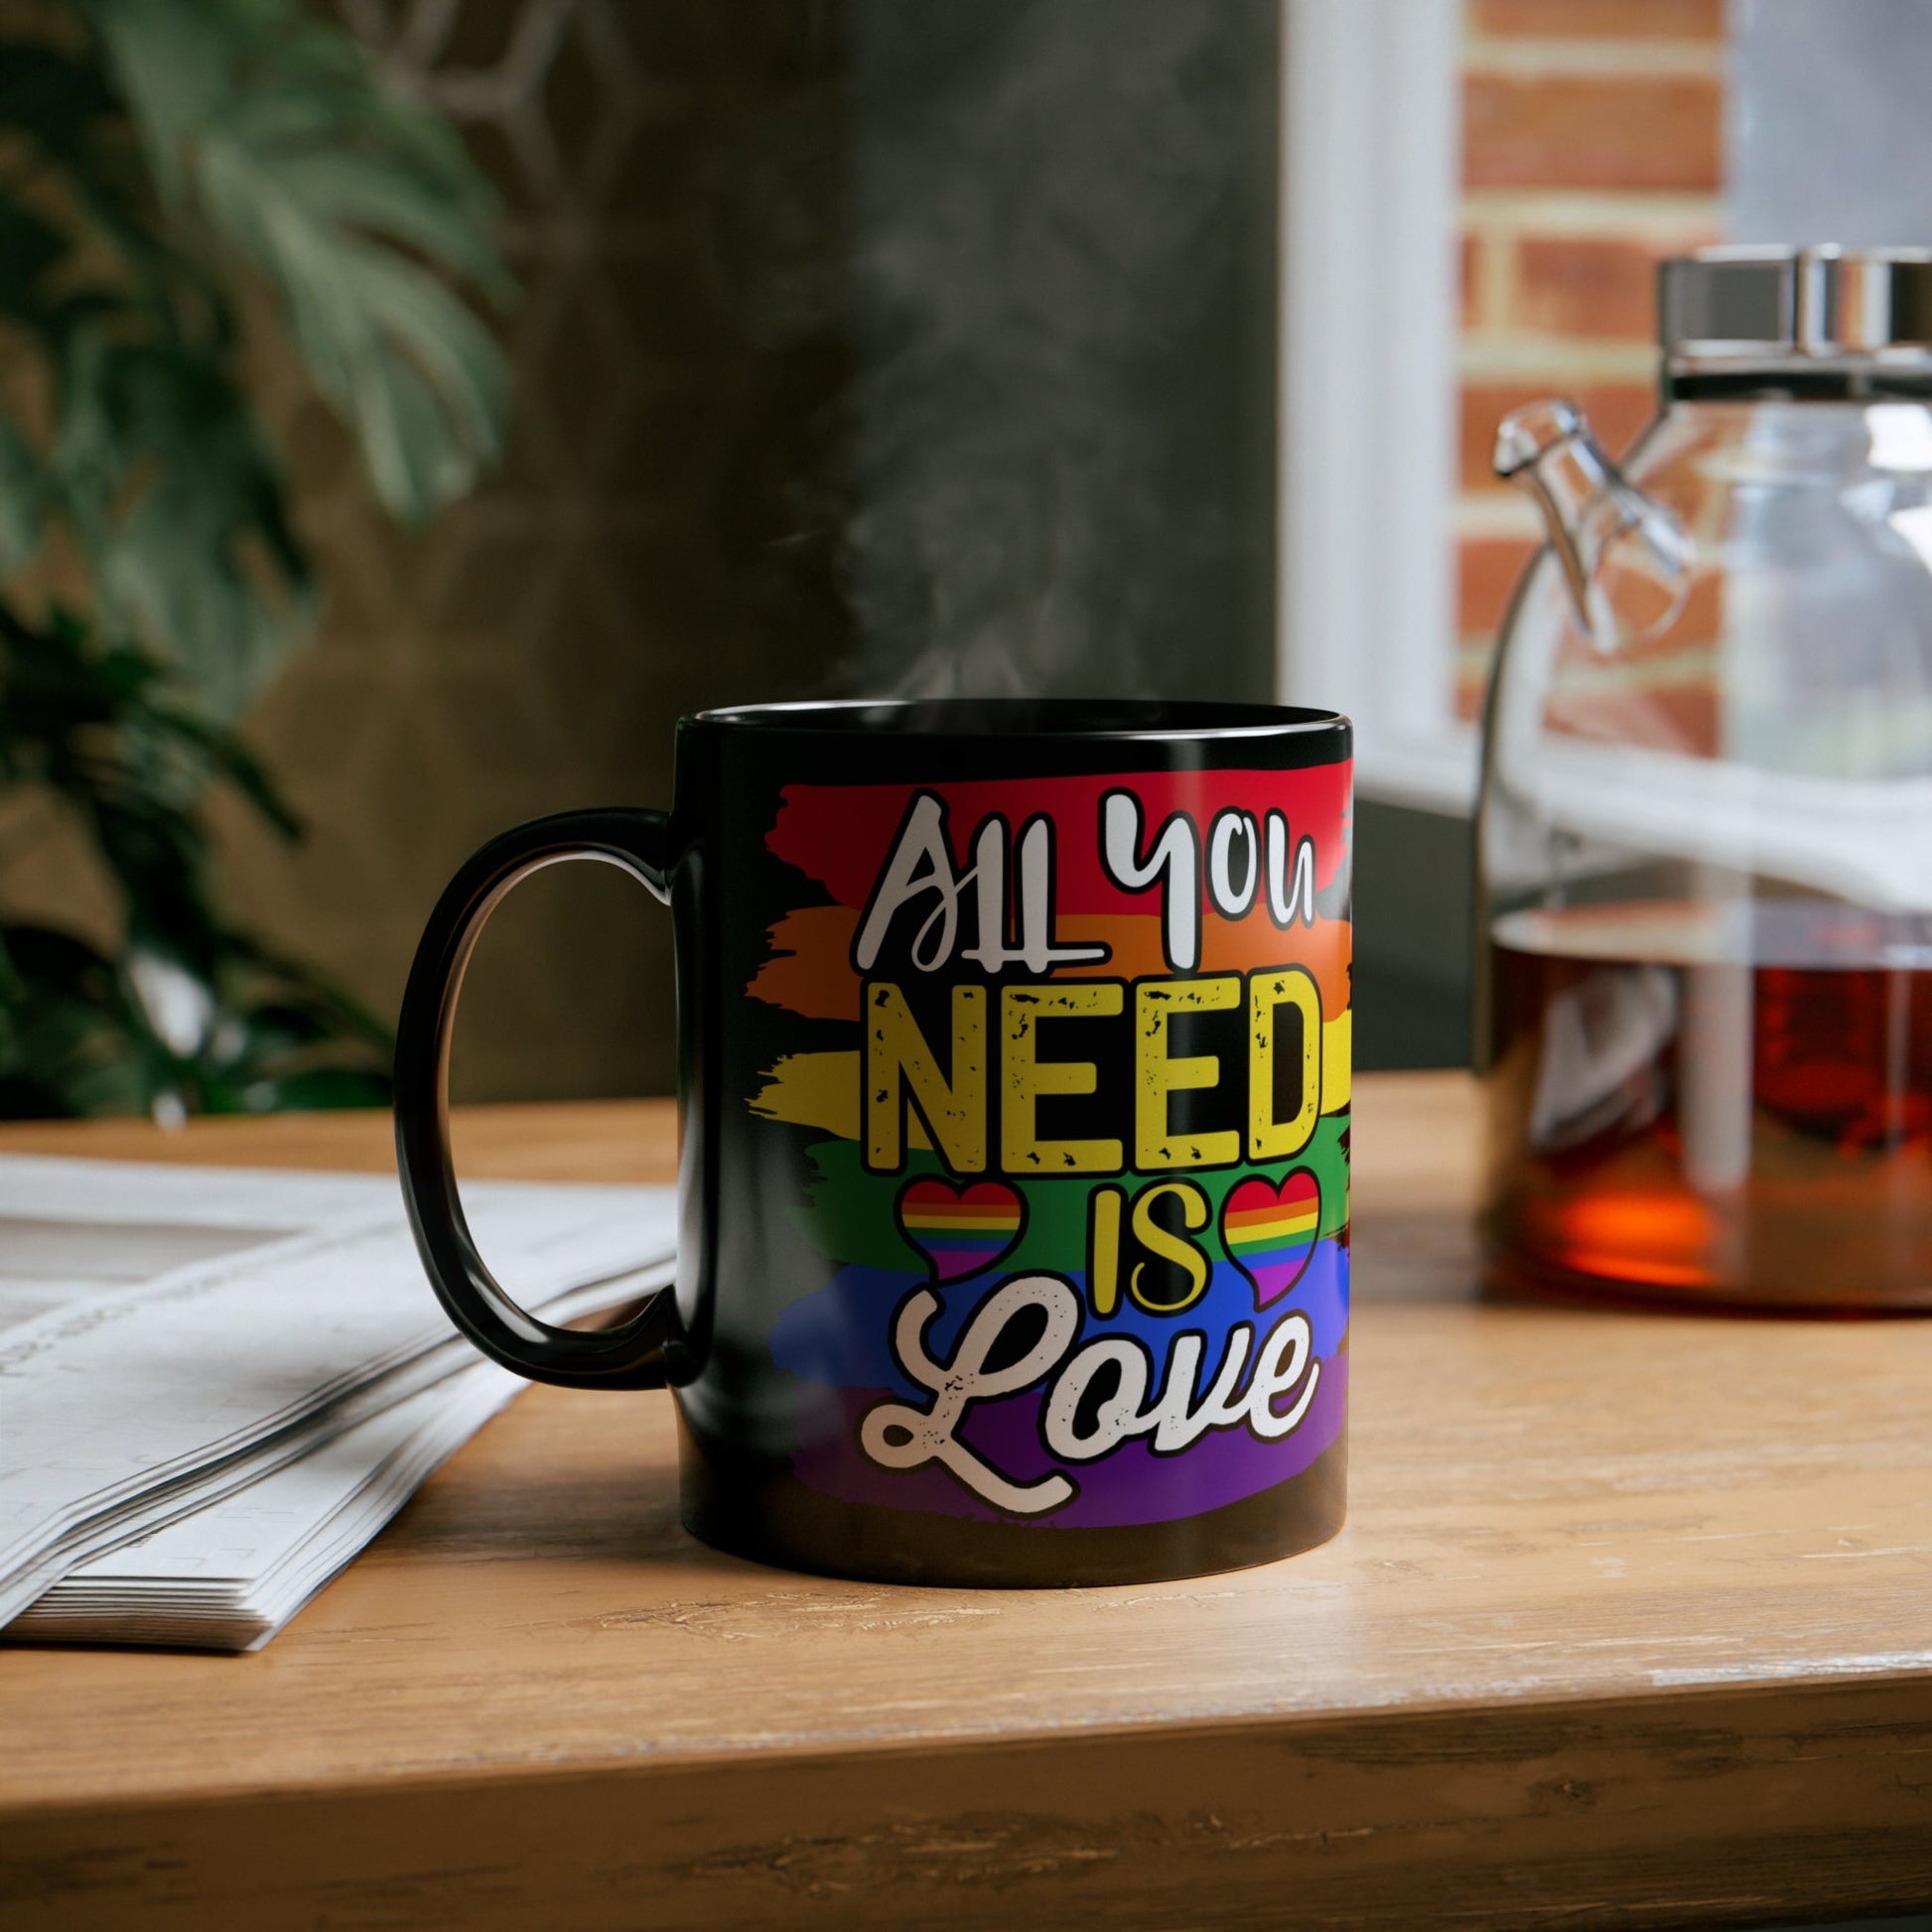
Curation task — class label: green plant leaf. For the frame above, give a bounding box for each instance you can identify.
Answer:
[0,0,492,1119]
[86,0,510,524]
[145,701,300,837]
[0,200,69,328]
[0,921,157,1118]
[72,0,228,205]
[192,153,507,520]
[0,421,44,572]
[236,144,509,301]
[48,329,314,715]
[0,37,212,332]
[0,45,120,173]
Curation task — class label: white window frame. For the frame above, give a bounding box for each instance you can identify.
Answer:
[1277,0,1476,815]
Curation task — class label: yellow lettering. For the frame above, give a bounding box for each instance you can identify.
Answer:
[1135,975,1241,1171]
[1249,968,1321,1160]
[1086,1183,1126,1316]
[864,982,987,1173]
[1002,983,1124,1173]
[1129,1180,1211,1313]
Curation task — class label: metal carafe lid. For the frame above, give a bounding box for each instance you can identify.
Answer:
[1660,245,1932,362]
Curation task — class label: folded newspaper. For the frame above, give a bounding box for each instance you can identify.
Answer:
[0,1154,675,1651]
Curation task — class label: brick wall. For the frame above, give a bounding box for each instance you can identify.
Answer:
[1454,0,1725,718]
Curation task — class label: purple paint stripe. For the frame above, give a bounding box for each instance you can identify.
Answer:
[789,1354,1347,1530]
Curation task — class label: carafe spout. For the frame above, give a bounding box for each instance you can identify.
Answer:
[1494,398,1691,649]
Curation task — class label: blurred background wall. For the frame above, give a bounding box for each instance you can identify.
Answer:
[1356,0,1725,1072]
[212,0,850,1107]
[0,0,1744,1105]
[209,0,1280,1104]
[1728,0,1932,247]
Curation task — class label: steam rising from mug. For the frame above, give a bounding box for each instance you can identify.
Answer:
[823,1,1277,699]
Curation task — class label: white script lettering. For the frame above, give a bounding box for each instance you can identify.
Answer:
[854,792,1109,975]
[864,1273,1321,1513]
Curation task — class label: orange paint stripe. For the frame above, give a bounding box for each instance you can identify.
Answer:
[749,903,1353,1025]
[901,1199,1025,1218]
[903,1213,1023,1231]
[1225,1215,1320,1239]
[1224,1204,1320,1227]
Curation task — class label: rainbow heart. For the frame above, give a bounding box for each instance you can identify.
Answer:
[1220,1171,1321,1308]
[897,1178,1026,1284]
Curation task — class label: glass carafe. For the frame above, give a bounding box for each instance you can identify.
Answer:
[1478,246,1932,1311]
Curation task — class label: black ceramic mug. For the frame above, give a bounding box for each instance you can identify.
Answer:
[395,699,1353,1587]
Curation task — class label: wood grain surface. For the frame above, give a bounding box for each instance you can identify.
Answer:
[3,1074,1931,1931]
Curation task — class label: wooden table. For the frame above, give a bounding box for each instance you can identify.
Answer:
[3,1073,1931,1931]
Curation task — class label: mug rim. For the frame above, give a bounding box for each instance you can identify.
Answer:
[688,698,1350,743]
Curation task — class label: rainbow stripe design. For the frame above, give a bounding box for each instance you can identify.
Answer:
[897,1178,1026,1284]
[1220,1172,1321,1308]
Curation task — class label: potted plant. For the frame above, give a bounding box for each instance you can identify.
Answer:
[0,0,507,1117]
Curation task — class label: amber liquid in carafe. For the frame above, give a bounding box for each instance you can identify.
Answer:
[1483,900,1932,1310]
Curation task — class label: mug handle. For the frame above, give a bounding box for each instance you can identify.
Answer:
[394,809,679,1390]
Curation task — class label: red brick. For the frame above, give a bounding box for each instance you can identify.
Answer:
[1678,570,1722,646]
[1547,680,1720,756]
[1459,379,1658,491]
[1454,648,1497,724]
[1630,570,1724,649]
[1516,235,1696,341]
[1472,0,1725,38]
[1464,73,1722,192]
[1458,534,1541,636]
[1461,233,1480,329]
